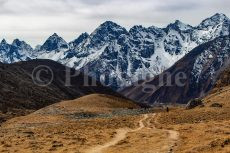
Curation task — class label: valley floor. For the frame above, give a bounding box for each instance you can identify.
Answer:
[0,93,229,153]
[0,111,229,153]
[0,112,179,153]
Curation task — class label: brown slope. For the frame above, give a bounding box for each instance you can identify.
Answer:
[34,94,141,116]
[0,94,143,153]
[120,35,230,105]
[204,66,230,107]
[155,71,230,153]
[5,94,140,124]
[214,66,230,89]
[0,59,122,121]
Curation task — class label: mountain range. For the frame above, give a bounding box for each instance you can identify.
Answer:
[120,34,230,104]
[0,13,230,90]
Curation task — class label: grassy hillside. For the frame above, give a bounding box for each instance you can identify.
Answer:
[155,77,230,153]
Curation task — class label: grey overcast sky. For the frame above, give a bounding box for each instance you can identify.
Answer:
[0,0,229,47]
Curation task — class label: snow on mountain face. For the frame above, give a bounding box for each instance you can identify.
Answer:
[60,14,230,90]
[193,13,230,44]
[120,35,230,104]
[40,33,69,52]
[63,21,130,71]
[166,20,193,31]
[69,32,89,50]
[0,39,33,63]
[0,39,11,63]
[191,36,230,84]
[0,13,230,90]
[34,33,69,62]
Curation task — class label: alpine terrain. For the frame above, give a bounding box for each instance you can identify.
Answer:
[0,13,230,90]
[120,34,230,104]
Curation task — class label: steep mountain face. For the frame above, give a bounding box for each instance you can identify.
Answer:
[0,39,11,63]
[34,33,69,62]
[0,59,122,120]
[196,13,230,38]
[69,32,89,49]
[0,13,229,90]
[0,39,33,63]
[120,35,230,105]
[9,39,33,62]
[60,13,230,90]
[40,33,69,52]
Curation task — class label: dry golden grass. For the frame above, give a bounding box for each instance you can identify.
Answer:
[156,86,230,153]
[104,114,179,153]
[0,90,229,153]
[205,86,230,107]
[34,94,140,115]
[0,94,144,153]
[58,94,139,111]
[0,113,178,153]
[0,115,141,153]
[0,94,178,153]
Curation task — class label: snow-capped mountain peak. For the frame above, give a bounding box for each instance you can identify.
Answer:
[192,13,230,44]
[34,33,70,62]
[40,33,69,52]
[198,13,230,29]
[12,39,22,46]
[91,21,128,40]
[0,39,10,63]
[0,39,8,45]
[129,25,150,38]
[51,33,59,37]
[0,39,10,53]
[210,13,229,21]
[129,25,145,31]
[99,21,124,30]
[1,39,33,63]
[69,32,89,49]
[166,20,193,31]
[11,39,31,49]
[0,13,230,90]
[74,32,89,42]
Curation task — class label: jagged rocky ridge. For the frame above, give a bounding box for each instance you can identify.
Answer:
[0,13,230,90]
[120,35,230,104]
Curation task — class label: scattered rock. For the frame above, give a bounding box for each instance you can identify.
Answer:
[210,103,223,108]
[51,141,63,148]
[186,99,204,109]
[210,138,230,148]
[223,138,230,146]
[69,108,154,120]
[52,144,63,148]
[210,139,221,148]
[3,144,11,148]
[23,131,34,135]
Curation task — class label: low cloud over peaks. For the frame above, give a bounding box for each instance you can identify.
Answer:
[0,0,229,46]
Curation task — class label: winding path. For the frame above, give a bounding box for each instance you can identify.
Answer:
[86,114,179,153]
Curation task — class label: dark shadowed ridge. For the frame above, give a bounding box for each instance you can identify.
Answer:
[0,59,139,121]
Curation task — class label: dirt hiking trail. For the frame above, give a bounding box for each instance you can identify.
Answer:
[86,114,179,153]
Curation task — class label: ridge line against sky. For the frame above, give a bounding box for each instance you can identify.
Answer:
[0,0,229,47]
